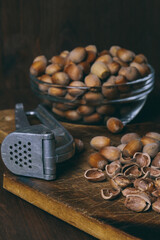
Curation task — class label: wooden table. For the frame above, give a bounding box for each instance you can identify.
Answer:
[0,89,160,240]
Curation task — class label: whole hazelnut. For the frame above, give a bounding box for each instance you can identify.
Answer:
[121,133,140,144]
[52,107,65,118]
[118,66,139,81]
[64,63,83,81]
[102,77,118,100]
[106,117,124,133]
[99,50,110,56]
[65,110,82,121]
[96,105,115,115]
[84,74,101,87]
[77,105,95,116]
[113,57,129,67]
[50,55,66,67]
[78,61,90,75]
[96,54,113,65]
[100,146,121,161]
[33,55,47,65]
[141,136,159,146]
[69,47,86,63]
[48,86,66,97]
[143,143,159,158]
[115,75,130,93]
[133,54,148,64]
[107,61,121,75]
[88,152,108,170]
[123,139,143,157]
[83,113,102,123]
[45,63,62,75]
[30,61,46,76]
[68,81,86,97]
[85,51,97,63]
[38,74,52,91]
[117,48,135,62]
[60,50,69,58]
[145,132,160,141]
[109,46,121,57]
[84,92,103,105]
[74,138,84,153]
[90,136,111,150]
[51,72,70,85]
[85,45,97,54]
[91,61,110,79]
[130,62,150,77]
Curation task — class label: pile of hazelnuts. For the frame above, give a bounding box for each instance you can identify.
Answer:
[30,45,151,127]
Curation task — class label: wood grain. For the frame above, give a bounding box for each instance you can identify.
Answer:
[1,109,160,240]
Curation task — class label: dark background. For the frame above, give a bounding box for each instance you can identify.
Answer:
[0,1,160,240]
[0,0,160,122]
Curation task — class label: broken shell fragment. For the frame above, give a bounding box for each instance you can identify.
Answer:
[101,187,121,200]
[142,166,160,179]
[151,189,160,198]
[105,161,121,178]
[133,152,151,167]
[120,153,135,164]
[152,152,160,168]
[110,173,131,189]
[122,187,140,197]
[155,177,160,189]
[84,168,106,182]
[152,198,160,213]
[124,192,151,212]
[134,178,154,192]
[122,163,142,179]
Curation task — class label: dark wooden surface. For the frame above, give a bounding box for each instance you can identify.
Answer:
[1,109,160,240]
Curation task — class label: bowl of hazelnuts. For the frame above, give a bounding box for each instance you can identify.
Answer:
[29,45,154,126]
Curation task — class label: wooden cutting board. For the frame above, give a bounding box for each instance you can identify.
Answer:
[1,109,160,240]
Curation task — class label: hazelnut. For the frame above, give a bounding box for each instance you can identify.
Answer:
[117,144,126,151]
[33,55,47,65]
[53,103,69,111]
[143,143,159,158]
[145,132,160,141]
[38,74,52,91]
[100,146,121,161]
[102,78,118,100]
[133,54,147,64]
[45,63,62,75]
[74,138,84,153]
[77,105,95,116]
[90,136,111,150]
[113,57,128,67]
[60,50,69,58]
[109,46,121,57]
[69,47,86,63]
[30,61,46,76]
[117,48,135,62]
[50,55,66,67]
[96,105,115,115]
[52,107,65,118]
[78,61,90,75]
[106,117,124,133]
[99,50,110,56]
[123,139,143,157]
[65,110,81,121]
[85,51,97,63]
[115,75,130,93]
[107,61,121,75]
[48,86,66,97]
[85,45,97,54]
[130,62,150,77]
[141,136,159,146]
[88,152,108,170]
[51,72,70,85]
[83,92,103,105]
[96,54,113,65]
[118,66,139,81]
[64,63,83,81]
[68,81,85,97]
[84,74,101,87]
[152,152,160,168]
[91,61,110,79]
[83,113,102,123]
[121,133,140,144]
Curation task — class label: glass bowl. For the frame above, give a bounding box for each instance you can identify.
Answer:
[30,65,155,125]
